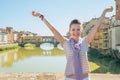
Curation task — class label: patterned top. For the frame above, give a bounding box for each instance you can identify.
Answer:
[63,37,90,76]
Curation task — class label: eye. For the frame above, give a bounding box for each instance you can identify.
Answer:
[77,29,80,31]
[72,29,75,31]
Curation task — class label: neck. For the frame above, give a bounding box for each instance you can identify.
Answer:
[70,37,81,42]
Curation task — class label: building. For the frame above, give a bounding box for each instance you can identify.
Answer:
[0,31,8,44]
[13,31,19,43]
[0,27,20,43]
[83,0,120,52]
[6,27,13,43]
[17,31,38,43]
[87,18,110,51]
[109,0,120,51]
[115,0,120,20]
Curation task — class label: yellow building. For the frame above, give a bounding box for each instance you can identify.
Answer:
[83,18,110,51]
[90,18,110,51]
[84,0,120,52]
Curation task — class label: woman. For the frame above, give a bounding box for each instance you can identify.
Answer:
[32,6,113,80]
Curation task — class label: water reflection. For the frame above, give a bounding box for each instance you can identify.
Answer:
[57,44,64,50]
[40,43,63,50]
[43,50,52,55]
[0,44,65,73]
[40,43,54,50]
[0,49,18,67]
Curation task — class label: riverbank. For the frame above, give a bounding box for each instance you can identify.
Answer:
[0,43,18,47]
[0,43,19,51]
[0,73,120,80]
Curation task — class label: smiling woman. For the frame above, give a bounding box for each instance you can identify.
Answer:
[32,6,113,80]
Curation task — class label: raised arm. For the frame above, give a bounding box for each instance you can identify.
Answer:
[87,6,113,44]
[32,11,64,46]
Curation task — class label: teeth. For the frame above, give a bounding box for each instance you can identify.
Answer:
[74,34,78,36]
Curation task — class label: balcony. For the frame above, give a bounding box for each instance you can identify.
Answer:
[94,36,99,40]
[102,28,108,33]
[103,36,109,41]
[103,43,109,49]
[103,46,109,49]
[103,39,109,42]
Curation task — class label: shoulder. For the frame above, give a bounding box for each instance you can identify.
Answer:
[81,36,88,43]
[80,36,89,52]
[61,37,69,47]
[81,37,88,46]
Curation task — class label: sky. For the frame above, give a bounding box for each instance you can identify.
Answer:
[0,0,116,36]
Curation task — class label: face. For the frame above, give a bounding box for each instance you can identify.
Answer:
[69,24,82,41]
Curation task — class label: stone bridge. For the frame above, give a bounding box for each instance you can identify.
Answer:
[19,36,59,47]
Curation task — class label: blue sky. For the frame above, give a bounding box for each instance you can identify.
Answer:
[0,0,115,36]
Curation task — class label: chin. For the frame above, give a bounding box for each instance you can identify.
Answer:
[71,35,80,39]
[73,37,79,41]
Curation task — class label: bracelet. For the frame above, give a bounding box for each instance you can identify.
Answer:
[39,15,44,20]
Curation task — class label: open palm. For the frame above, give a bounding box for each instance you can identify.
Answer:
[105,6,113,12]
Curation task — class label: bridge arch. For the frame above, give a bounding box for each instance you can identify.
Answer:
[19,36,60,47]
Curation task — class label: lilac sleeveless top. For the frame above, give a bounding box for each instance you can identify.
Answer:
[63,37,90,76]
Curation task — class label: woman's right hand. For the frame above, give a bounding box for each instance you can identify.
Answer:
[32,10,64,46]
[32,11,44,20]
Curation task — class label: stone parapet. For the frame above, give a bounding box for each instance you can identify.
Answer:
[0,73,120,80]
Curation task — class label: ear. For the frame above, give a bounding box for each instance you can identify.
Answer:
[69,28,71,34]
[80,25,83,33]
[80,29,83,33]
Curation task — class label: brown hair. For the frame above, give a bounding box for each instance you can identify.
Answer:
[69,19,82,28]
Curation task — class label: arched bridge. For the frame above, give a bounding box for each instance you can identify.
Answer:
[19,36,59,47]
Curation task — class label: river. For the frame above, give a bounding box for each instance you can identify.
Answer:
[0,43,66,73]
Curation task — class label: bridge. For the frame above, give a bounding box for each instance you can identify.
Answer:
[19,36,59,47]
